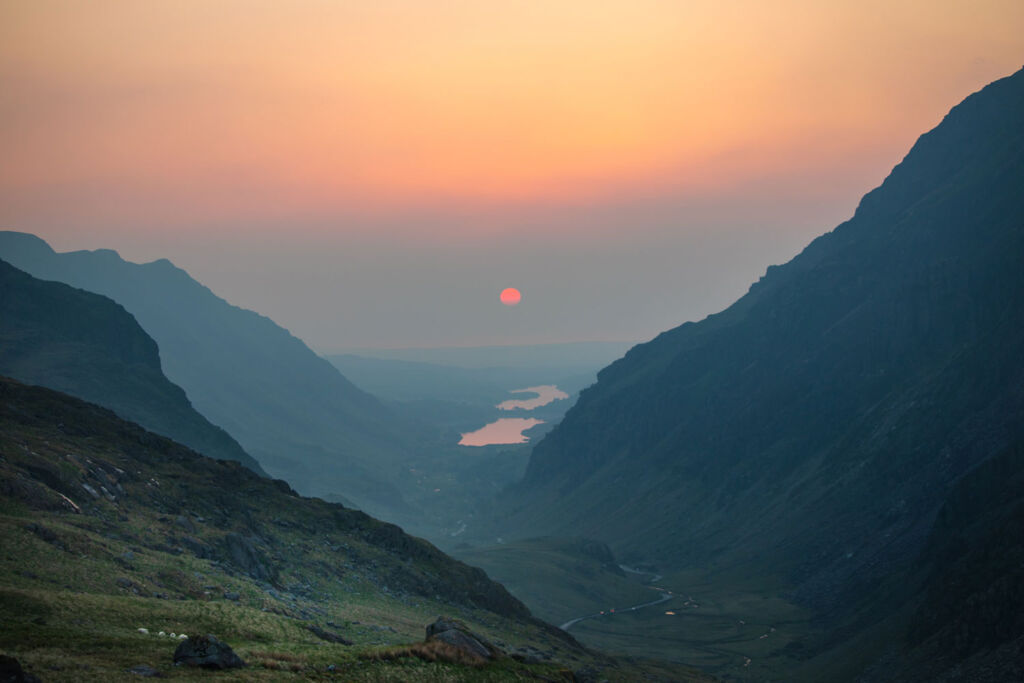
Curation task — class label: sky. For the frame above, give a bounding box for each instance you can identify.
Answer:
[2,1,1023,350]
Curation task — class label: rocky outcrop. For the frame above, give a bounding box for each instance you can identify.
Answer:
[172,634,245,670]
[223,533,277,583]
[424,617,502,661]
[0,655,41,683]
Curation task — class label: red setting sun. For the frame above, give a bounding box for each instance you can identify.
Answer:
[500,288,522,306]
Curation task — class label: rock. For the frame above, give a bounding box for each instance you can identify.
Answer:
[308,624,353,645]
[116,577,133,588]
[424,616,500,661]
[179,536,213,559]
[172,634,245,669]
[0,655,41,682]
[223,591,240,601]
[224,533,277,582]
[128,664,162,677]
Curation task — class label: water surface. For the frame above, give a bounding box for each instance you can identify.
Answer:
[496,385,569,411]
[459,417,544,446]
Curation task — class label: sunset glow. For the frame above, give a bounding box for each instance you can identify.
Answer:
[1,2,1022,349]
[2,1,1022,239]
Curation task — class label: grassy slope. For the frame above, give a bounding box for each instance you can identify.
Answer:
[455,539,655,627]
[458,542,813,682]
[0,377,710,682]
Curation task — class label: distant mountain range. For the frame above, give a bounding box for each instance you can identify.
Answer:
[0,259,264,475]
[0,232,417,518]
[498,67,1024,677]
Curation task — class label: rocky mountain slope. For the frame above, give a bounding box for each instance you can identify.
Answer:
[0,376,713,681]
[505,67,1024,612]
[0,259,264,475]
[0,233,418,518]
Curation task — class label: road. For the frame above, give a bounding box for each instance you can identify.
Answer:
[559,565,672,631]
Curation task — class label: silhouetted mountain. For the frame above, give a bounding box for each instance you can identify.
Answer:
[0,259,264,474]
[0,234,416,517]
[506,66,1024,620]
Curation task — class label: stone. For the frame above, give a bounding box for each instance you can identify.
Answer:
[424,617,500,661]
[307,624,353,645]
[128,664,162,677]
[223,591,240,601]
[224,533,276,582]
[172,634,245,670]
[0,655,41,682]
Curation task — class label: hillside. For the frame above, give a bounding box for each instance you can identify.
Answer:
[0,376,715,681]
[504,67,1024,612]
[0,234,418,518]
[0,259,264,475]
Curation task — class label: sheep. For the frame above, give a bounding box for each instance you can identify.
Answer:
[178,634,188,640]
[158,631,166,637]
[137,628,149,635]
[169,632,176,638]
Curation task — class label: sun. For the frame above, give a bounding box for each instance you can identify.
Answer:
[500,288,521,306]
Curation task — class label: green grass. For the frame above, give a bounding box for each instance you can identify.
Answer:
[0,378,710,681]
[455,538,656,626]
[456,541,818,681]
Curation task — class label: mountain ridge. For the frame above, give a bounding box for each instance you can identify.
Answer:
[505,67,1024,609]
[0,232,420,518]
[0,258,265,475]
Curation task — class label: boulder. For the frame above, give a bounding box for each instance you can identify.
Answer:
[307,624,353,645]
[172,634,245,670]
[424,617,500,661]
[128,664,162,677]
[0,655,41,682]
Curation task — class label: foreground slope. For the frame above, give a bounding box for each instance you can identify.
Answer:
[0,233,416,517]
[0,259,264,475]
[507,67,1024,607]
[0,377,711,681]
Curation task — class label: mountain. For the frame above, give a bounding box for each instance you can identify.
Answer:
[503,66,1024,614]
[883,439,1024,682]
[0,376,712,682]
[0,259,264,475]
[0,233,417,518]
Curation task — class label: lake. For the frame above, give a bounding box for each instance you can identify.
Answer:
[459,384,569,446]
[496,385,569,411]
[458,417,545,446]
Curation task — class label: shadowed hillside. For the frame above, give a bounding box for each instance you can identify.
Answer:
[486,69,1024,680]
[0,259,264,475]
[0,235,420,518]
[0,376,714,682]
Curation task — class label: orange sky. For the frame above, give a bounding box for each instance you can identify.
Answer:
[2,0,1022,238]
[1,2,1023,348]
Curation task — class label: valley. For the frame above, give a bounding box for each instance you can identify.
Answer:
[1,56,1023,683]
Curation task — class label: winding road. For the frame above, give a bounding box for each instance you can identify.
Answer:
[559,565,673,631]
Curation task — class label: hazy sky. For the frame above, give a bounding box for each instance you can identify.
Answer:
[2,1,1022,350]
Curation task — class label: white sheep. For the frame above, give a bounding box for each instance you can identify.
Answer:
[137,628,149,635]
[178,634,188,640]
[158,631,166,637]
